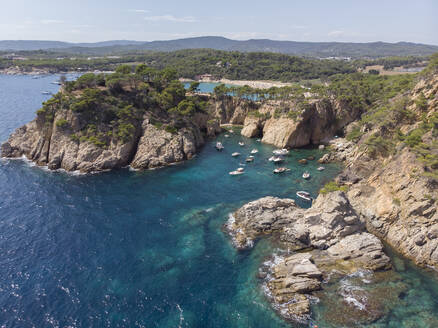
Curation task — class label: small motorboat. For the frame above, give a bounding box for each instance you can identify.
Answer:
[216,142,224,151]
[317,166,325,171]
[229,129,234,133]
[273,149,289,156]
[273,167,290,174]
[42,91,51,95]
[298,158,308,164]
[224,134,230,138]
[273,157,284,163]
[51,81,61,85]
[229,169,244,175]
[231,152,240,157]
[238,142,245,147]
[302,172,311,179]
[245,157,254,162]
[297,191,312,201]
[250,149,258,154]
[256,139,261,142]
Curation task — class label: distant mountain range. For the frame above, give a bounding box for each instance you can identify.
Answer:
[1,36,438,58]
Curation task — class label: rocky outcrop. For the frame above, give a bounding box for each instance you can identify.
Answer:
[227,191,391,321]
[209,96,257,125]
[240,115,264,138]
[243,98,361,148]
[318,73,438,269]
[1,108,211,173]
[228,191,366,251]
[130,120,204,169]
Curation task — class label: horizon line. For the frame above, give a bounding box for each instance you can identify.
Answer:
[0,36,437,47]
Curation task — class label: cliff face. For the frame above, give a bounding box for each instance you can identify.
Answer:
[324,73,438,268]
[1,108,210,173]
[238,98,361,148]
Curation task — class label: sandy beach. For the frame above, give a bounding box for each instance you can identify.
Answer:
[180,77,292,89]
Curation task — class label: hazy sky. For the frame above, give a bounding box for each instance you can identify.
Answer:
[1,0,437,44]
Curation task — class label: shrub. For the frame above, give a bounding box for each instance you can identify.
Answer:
[55,118,69,128]
[346,126,363,142]
[117,123,135,142]
[320,181,348,194]
[164,125,178,134]
[365,134,395,158]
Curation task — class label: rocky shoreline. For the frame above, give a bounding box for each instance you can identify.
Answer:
[226,192,391,322]
[224,72,438,324]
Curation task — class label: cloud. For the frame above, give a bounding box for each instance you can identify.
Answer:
[328,30,345,37]
[41,19,64,25]
[129,9,150,13]
[144,15,197,23]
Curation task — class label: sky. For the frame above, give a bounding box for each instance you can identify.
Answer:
[0,0,437,45]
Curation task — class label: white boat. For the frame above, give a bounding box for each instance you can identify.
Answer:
[231,152,240,157]
[237,167,244,172]
[273,149,289,156]
[273,157,284,163]
[238,142,245,146]
[216,142,224,151]
[273,167,290,174]
[51,81,61,85]
[317,166,325,171]
[268,156,276,162]
[256,139,261,142]
[229,129,234,133]
[42,91,51,95]
[245,157,254,162]
[229,169,244,175]
[297,191,312,201]
[302,172,311,179]
[224,134,230,138]
[250,149,258,154]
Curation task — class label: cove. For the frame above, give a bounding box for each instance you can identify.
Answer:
[1,75,438,327]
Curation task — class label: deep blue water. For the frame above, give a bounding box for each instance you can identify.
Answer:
[1,76,438,328]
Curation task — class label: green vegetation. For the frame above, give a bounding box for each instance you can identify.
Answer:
[55,119,69,128]
[355,56,428,70]
[3,49,355,82]
[36,65,208,148]
[320,181,348,194]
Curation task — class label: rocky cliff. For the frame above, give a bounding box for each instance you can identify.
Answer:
[211,95,362,148]
[1,108,210,173]
[224,69,438,324]
[322,72,438,268]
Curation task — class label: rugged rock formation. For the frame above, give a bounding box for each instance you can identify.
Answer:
[320,73,438,269]
[227,191,391,321]
[1,107,210,173]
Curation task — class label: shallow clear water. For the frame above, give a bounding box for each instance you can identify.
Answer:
[1,76,438,328]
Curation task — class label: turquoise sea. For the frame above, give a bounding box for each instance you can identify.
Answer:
[1,75,438,327]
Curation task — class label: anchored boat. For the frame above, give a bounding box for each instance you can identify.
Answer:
[297,191,312,201]
[273,167,290,174]
[273,148,289,156]
[216,142,224,151]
